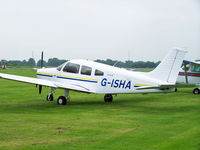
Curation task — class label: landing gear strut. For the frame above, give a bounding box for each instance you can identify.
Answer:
[104,94,113,102]
[193,88,200,95]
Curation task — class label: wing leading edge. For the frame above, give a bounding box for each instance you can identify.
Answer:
[0,73,57,88]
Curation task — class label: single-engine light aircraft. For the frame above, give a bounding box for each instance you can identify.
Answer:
[0,48,186,105]
[176,60,200,94]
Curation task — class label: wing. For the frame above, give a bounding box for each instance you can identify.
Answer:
[0,73,57,88]
[0,73,92,93]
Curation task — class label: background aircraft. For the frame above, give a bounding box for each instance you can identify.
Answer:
[0,48,186,105]
[176,60,200,94]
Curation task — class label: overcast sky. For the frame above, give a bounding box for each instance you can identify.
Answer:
[0,0,199,62]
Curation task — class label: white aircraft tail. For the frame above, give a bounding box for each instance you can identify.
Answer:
[148,48,187,83]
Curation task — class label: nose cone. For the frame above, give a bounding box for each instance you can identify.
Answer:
[37,68,57,78]
[37,68,44,73]
[37,68,46,76]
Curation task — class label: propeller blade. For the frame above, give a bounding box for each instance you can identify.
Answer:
[41,51,44,68]
[183,63,188,84]
[39,85,42,94]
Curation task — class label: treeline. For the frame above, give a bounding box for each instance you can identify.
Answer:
[1,58,160,68]
[95,59,160,68]
[1,58,67,67]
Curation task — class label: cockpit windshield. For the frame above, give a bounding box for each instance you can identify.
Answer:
[181,64,189,71]
[57,62,66,71]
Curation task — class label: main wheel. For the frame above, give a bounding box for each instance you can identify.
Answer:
[57,96,67,105]
[46,93,54,101]
[104,94,113,102]
[193,88,200,95]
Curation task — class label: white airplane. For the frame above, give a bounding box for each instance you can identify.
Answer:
[176,60,200,94]
[0,48,186,105]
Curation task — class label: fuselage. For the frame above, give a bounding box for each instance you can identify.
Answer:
[176,68,200,86]
[37,59,174,94]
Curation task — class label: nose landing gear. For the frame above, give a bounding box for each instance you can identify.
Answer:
[46,93,54,101]
[46,88,55,101]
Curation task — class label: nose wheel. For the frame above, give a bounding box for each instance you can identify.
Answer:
[46,93,54,101]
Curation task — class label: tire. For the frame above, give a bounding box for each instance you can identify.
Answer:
[193,88,200,95]
[57,96,67,105]
[46,93,54,101]
[104,94,113,102]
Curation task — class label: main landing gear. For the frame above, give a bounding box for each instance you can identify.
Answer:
[57,90,70,105]
[193,88,200,95]
[46,89,70,105]
[46,90,114,105]
[57,96,67,105]
[104,94,113,102]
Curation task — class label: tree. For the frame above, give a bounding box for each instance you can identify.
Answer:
[27,58,36,66]
[37,59,47,67]
[47,58,67,67]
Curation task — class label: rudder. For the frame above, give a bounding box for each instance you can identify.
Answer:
[148,48,187,83]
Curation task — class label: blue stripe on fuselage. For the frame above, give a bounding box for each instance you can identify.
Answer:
[134,85,140,87]
[57,76,98,83]
[37,74,53,77]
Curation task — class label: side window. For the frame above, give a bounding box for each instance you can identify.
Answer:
[194,65,200,72]
[63,63,80,74]
[81,65,92,76]
[191,64,200,72]
[95,69,104,76]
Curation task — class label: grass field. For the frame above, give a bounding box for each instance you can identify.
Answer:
[0,67,200,150]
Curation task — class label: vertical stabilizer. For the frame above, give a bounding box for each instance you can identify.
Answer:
[148,48,187,83]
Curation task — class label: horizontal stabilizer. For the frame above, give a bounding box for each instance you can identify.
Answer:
[136,84,175,90]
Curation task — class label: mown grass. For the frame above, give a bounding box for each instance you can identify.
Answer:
[0,67,200,150]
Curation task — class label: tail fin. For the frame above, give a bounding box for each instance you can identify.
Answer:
[148,48,187,83]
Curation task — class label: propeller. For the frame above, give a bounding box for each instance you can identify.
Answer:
[183,62,188,84]
[41,51,44,68]
[38,51,44,94]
